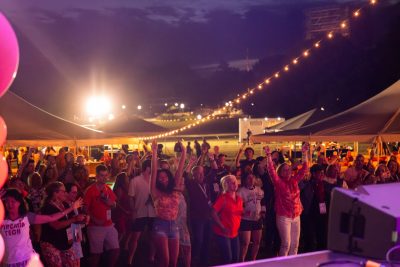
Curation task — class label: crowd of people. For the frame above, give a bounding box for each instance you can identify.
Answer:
[1,140,400,267]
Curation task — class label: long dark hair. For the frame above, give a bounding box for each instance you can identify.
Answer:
[4,188,28,218]
[156,169,175,194]
[114,172,128,193]
[44,181,64,204]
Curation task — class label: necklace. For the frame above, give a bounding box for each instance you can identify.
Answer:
[50,200,68,219]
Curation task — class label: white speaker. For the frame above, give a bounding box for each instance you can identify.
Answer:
[327,183,400,259]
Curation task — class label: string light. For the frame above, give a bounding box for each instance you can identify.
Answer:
[138,1,378,140]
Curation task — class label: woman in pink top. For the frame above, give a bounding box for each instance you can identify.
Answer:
[264,143,309,256]
[150,140,186,267]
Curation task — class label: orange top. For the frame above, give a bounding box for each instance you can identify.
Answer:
[154,191,180,221]
[213,193,243,238]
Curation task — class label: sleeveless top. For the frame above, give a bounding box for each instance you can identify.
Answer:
[1,215,34,264]
[154,191,180,221]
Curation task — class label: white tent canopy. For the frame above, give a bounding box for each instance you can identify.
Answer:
[266,108,317,132]
[0,91,164,146]
[252,80,400,142]
[0,91,108,146]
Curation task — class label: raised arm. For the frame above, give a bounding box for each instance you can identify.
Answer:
[264,146,279,184]
[208,152,218,170]
[29,198,83,224]
[185,155,198,174]
[234,143,245,168]
[174,141,186,188]
[150,140,159,198]
[35,151,45,172]
[17,149,33,178]
[197,145,208,166]
[294,142,310,182]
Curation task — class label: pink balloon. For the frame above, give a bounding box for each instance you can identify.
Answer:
[0,13,19,98]
[0,228,4,261]
[0,116,6,146]
[0,153,8,189]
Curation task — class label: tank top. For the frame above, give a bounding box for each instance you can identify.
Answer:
[154,191,180,220]
[1,215,34,264]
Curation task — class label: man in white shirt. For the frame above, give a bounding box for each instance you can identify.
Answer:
[127,159,156,265]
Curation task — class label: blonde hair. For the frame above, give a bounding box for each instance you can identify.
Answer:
[220,175,236,193]
[276,162,290,177]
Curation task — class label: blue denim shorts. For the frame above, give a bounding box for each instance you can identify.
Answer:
[153,218,179,239]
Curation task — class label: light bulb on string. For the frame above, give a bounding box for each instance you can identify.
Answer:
[137,1,376,140]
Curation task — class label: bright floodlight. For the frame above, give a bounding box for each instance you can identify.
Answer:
[108,114,115,120]
[174,103,179,107]
[180,103,185,109]
[122,105,126,109]
[197,114,202,120]
[137,105,142,110]
[164,103,168,107]
[86,95,111,117]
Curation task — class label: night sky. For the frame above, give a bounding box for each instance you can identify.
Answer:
[2,0,400,120]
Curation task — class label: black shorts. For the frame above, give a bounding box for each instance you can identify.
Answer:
[131,217,154,232]
[239,219,263,231]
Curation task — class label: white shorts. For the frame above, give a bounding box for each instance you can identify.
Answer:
[87,225,119,254]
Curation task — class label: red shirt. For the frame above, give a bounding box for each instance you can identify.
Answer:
[266,156,308,218]
[213,193,243,238]
[84,183,116,226]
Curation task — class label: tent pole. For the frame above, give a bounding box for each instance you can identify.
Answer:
[74,139,78,156]
[355,142,358,155]
[293,142,296,161]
